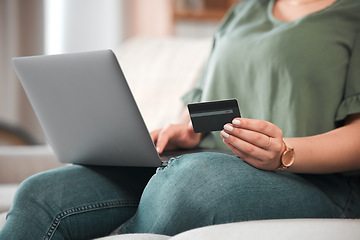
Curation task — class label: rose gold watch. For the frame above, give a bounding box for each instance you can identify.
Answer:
[276,140,295,170]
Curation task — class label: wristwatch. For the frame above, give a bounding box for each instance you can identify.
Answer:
[276,140,295,170]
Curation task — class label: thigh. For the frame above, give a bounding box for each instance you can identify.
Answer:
[119,152,355,236]
[0,164,155,240]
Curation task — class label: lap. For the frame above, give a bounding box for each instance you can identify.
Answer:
[119,152,359,235]
[3,152,358,238]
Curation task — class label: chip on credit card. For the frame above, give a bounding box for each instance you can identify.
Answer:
[188,99,241,133]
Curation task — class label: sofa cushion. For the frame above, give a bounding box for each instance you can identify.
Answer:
[0,212,6,231]
[170,218,360,240]
[0,184,18,213]
[95,234,170,240]
[114,37,212,132]
[94,219,360,240]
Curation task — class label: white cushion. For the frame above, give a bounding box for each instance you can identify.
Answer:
[95,234,170,240]
[0,212,7,231]
[171,219,360,240]
[94,219,360,240]
[0,184,18,213]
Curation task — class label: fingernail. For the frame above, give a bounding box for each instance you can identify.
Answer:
[232,119,241,125]
[220,131,229,139]
[224,124,233,132]
[156,147,161,153]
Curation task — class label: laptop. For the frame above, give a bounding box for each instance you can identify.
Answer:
[12,50,190,167]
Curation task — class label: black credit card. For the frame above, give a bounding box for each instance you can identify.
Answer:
[188,99,241,133]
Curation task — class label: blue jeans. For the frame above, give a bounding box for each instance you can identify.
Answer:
[1,152,359,239]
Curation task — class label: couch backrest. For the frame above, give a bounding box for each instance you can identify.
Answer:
[114,37,212,131]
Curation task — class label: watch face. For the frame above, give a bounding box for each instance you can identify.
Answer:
[282,150,295,167]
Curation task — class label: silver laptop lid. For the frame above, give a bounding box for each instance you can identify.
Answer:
[12,50,163,167]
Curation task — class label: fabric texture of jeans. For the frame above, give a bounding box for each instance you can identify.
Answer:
[0,165,155,240]
[1,152,359,239]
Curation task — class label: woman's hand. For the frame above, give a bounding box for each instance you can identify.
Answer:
[151,122,201,154]
[221,118,285,171]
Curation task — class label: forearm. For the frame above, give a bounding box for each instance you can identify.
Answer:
[284,117,360,174]
[221,114,360,174]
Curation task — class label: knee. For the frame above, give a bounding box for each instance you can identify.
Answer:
[11,165,84,215]
[11,168,63,212]
[128,153,245,234]
[152,153,238,197]
[155,152,244,204]
[161,152,241,179]
[156,152,250,189]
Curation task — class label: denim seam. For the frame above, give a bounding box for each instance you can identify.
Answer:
[114,211,137,234]
[341,190,353,218]
[43,199,139,240]
[341,178,356,218]
[117,156,186,235]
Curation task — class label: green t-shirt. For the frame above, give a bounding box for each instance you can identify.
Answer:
[184,0,360,150]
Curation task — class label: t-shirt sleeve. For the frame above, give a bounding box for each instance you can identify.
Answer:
[335,33,360,121]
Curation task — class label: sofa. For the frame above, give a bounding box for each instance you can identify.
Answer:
[1,37,359,239]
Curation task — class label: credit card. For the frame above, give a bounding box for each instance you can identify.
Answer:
[188,99,241,133]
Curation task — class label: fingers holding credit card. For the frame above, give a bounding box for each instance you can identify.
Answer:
[187,99,285,170]
[221,118,285,171]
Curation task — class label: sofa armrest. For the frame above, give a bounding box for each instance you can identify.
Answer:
[0,145,64,184]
